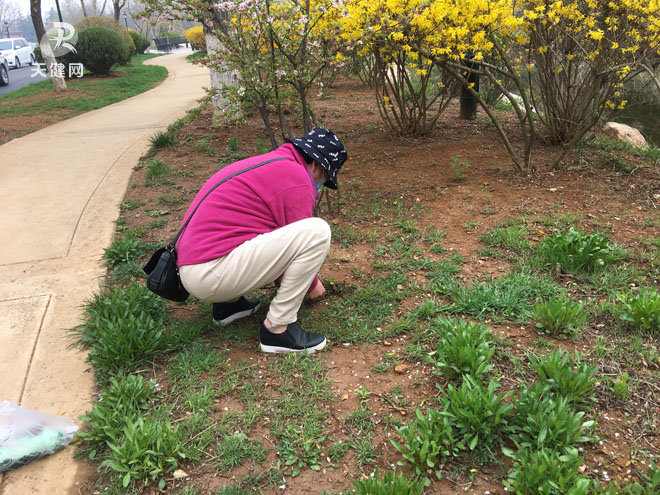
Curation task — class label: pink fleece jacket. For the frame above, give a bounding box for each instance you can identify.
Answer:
[176,143,319,289]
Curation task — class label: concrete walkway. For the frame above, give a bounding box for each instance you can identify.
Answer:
[0,52,207,494]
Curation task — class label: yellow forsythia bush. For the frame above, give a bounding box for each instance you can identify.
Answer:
[185,26,206,52]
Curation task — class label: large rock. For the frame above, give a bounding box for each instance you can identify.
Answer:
[602,122,647,148]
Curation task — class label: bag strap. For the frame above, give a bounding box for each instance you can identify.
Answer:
[168,157,288,250]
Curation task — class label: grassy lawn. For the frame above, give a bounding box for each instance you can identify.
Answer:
[69,78,660,495]
[0,54,167,143]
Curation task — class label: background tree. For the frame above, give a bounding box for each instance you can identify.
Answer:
[0,0,21,35]
[30,0,67,92]
[112,0,125,21]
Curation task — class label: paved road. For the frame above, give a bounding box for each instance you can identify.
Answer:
[0,51,208,495]
[0,65,49,96]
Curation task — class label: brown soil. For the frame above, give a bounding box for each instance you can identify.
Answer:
[113,75,660,493]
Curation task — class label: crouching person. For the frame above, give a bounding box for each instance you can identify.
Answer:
[177,127,348,354]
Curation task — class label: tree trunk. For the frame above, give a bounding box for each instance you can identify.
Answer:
[80,0,88,17]
[113,0,125,22]
[30,0,67,92]
[204,24,238,117]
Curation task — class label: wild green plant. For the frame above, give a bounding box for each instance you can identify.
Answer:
[169,343,228,381]
[635,457,660,495]
[176,413,215,463]
[427,257,462,294]
[529,349,599,409]
[481,224,530,252]
[148,130,176,152]
[511,386,595,451]
[72,284,165,349]
[145,159,172,184]
[273,420,325,477]
[535,228,620,273]
[425,317,495,380]
[581,264,641,294]
[228,135,239,152]
[611,372,633,401]
[77,374,157,458]
[120,200,145,211]
[439,376,513,453]
[328,440,350,462]
[345,470,425,495]
[502,447,591,495]
[102,236,159,283]
[255,137,270,154]
[215,432,266,471]
[317,272,409,343]
[103,412,184,487]
[350,435,378,468]
[532,294,587,337]
[392,407,460,480]
[450,156,470,181]
[617,288,660,334]
[87,309,163,378]
[346,405,375,433]
[443,269,557,320]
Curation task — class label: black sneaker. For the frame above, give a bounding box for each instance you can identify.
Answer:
[259,322,327,354]
[212,297,260,326]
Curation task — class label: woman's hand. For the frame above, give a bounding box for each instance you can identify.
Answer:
[307,280,326,299]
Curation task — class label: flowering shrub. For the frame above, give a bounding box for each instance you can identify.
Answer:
[341,0,459,136]
[184,26,206,52]
[340,0,660,171]
[143,0,345,144]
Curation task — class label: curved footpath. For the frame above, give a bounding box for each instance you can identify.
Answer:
[0,52,208,495]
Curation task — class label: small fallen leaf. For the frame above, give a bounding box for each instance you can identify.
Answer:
[173,469,188,479]
[341,394,349,401]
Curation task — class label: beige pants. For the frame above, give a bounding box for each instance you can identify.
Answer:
[179,217,331,325]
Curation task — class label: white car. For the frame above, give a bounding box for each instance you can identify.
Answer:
[0,38,35,69]
[0,56,8,86]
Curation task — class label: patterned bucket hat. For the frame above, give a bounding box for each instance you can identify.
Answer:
[286,127,348,189]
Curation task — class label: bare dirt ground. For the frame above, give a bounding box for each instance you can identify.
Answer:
[103,74,660,493]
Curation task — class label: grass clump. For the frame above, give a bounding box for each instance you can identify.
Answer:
[73,284,166,379]
[77,374,158,459]
[529,349,599,409]
[73,284,165,348]
[345,470,425,494]
[535,228,622,274]
[103,411,184,488]
[102,234,158,284]
[439,376,513,454]
[481,224,530,252]
[425,317,495,380]
[148,130,176,153]
[273,419,325,477]
[617,288,660,334]
[511,386,595,452]
[392,407,460,480]
[169,342,228,381]
[502,447,590,495]
[145,159,172,185]
[441,269,557,320]
[87,310,163,378]
[532,294,587,337]
[216,432,266,471]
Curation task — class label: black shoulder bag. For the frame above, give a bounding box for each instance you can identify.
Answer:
[143,157,286,301]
